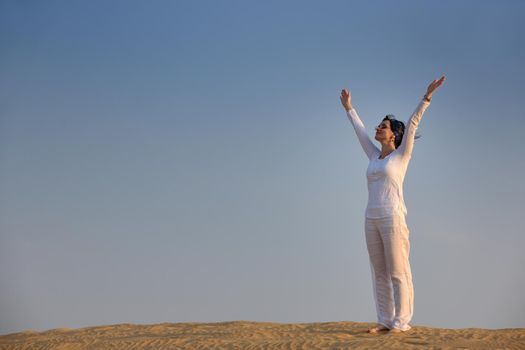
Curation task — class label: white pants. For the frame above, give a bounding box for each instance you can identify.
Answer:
[365,213,414,331]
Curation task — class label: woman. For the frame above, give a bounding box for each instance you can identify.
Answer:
[339,76,446,334]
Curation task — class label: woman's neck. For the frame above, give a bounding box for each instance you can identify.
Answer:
[380,145,396,158]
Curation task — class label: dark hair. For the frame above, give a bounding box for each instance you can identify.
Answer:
[382,115,421,149]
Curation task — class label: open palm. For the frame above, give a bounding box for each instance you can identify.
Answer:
[427,76,446,95]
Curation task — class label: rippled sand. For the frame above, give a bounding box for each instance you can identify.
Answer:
[1,321,524,349]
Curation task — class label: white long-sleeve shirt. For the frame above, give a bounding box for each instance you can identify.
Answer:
[346,99,431,218]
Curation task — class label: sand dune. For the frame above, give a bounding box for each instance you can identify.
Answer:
[1,321,524,349]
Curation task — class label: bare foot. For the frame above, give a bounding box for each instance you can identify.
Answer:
[389,328,409,334]
[368,324,390,333]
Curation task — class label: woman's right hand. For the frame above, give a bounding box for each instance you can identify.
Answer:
[340,88,353,111]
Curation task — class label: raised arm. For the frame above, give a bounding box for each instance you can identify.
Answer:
[398,76,446,160]
[340,89,379,160]
[397,99,431,160]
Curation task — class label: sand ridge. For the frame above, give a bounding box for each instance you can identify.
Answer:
[1,321,524,349]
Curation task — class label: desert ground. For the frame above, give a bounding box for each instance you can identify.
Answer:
[1,321,524,350]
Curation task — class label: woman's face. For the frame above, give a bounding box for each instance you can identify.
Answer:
[374,119,395,144]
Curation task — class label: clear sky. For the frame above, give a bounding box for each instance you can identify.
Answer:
[1,0,524,335]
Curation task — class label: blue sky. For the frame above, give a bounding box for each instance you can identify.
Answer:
[1,0,524,334]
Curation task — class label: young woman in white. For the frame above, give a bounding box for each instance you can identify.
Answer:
[339,76,446,334]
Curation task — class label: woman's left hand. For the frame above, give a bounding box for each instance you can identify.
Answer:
[426,75,446,98]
